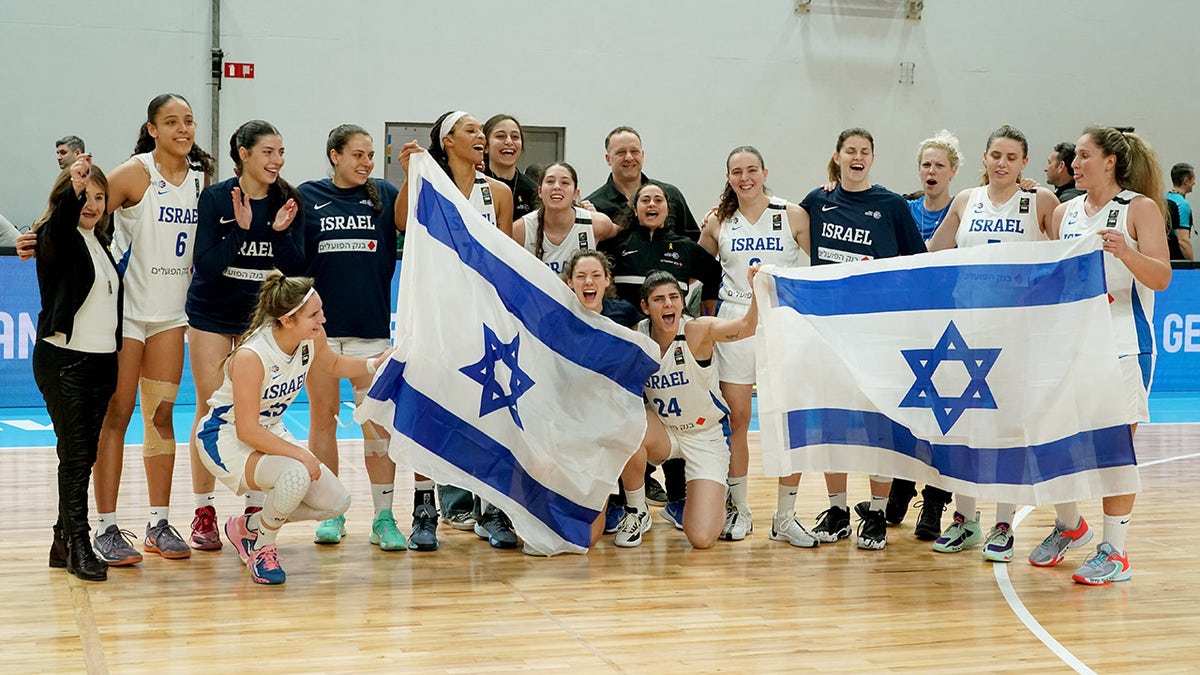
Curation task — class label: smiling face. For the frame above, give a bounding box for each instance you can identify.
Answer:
[568,255,610,312]
[331,133,374,188]
[605,131,644,184]
[147,97,196,159]
[635,184,668,230]
[538,164,579,211]
[239,134,285,186]
[726,151,767,202]
[835,135,874,188]
[918,147,955,200]
[641,281,683,336]
[487,119,523,173]
[984,137,1028,187]
[77,178,107,230]
[280,291,326,339]
[443,115,486,165]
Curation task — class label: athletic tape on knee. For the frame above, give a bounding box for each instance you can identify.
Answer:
[256,456,312,530]
[140,378,179,457]
[356,388,391,456]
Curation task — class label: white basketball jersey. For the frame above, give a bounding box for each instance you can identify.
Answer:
[638,317,729,432]
[111,154,203,322]
[956,186,1044,249]
[521,207,596,274]
[1059,190,1156,356]
[469,171,498,226]
[718,197,805,304]
[206,329,315,428]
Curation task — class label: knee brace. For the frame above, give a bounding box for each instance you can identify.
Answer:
[140,378,179,457]
[255,456,312,530]
[355,387,390,457]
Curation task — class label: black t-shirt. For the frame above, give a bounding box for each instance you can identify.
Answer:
[486,168,538,220]
[609,225,720,307]
[586,173,700,243]
[800,185,926,264]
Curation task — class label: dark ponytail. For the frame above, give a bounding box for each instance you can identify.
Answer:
[229,120,301,215]
[132,93,215,176]
[326,123,381,213]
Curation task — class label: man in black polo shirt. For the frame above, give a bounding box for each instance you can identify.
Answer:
[586,126,700,243]
[1044,142,1085,202]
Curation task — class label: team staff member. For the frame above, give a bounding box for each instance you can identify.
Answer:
[92,94,215,566]
[1166,162,1194,260]
[586,126,700,247]
[789,128,926,552]
[33,155,121,582]
[483,114,539,220]
[185,120,304,549]
[300,124,404,551]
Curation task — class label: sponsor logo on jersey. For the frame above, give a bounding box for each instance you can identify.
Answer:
[821,205,838,212]
[819,222,874,246]
[150,266,191,276]
[729,237,785,252]
[578,232,589,249]
[1019,197,1030,214]
[157,206,198,224]
[966,218,1025,234]
[481,186,493,206]
[673,347,685,366]
[314,201,333,210]
[1107,209,1120,228]
[222,267,268,281]
[219,216,237,224]
[359,199,373,206]
[973,201,985,214]
[301,344,310,366]
[317,239,377,253]
[865,210,882,219]
[817,247,871,264]
[772,213,782,230]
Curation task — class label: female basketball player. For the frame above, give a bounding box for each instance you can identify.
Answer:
[925,124,1058,561]
[1032,126,1171,585]
[198,272,391,584]
[299,124,404,551]
[697,146,808,545]
[908,130,961,241]
[34,156,120,582]
[514,163,620,273]
[483,114,539,220]
[185,120,304,551]
[90,94,216,566]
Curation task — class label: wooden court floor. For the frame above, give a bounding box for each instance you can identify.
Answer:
[2,425,1198,674]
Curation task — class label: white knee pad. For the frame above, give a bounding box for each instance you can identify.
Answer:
[255,455,312,529]
[140,378,179,457]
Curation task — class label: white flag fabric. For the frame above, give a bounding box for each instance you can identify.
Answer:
[756,236,1140,506]
[355,153,660,555]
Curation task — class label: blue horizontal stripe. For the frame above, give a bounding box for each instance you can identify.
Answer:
[416,179,658,397]
[197,405,231,471]
[774,250,1106,316]
[785,408,1135,485]
[371,360,598,549]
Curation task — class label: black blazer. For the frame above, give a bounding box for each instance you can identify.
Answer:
[34,187,123,348]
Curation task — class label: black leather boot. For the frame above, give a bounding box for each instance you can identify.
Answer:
[49,521,67,569]
[66,531,107,582]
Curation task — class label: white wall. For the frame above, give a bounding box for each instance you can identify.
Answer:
[2,0,1198,230]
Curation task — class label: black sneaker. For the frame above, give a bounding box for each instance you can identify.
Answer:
[885,479,918,526]
[812,506,850,543]
[857,507,887,550]
[474,505,518,549]
[408,503,439,551]
[914,487,951,541]
[644,475,668,507]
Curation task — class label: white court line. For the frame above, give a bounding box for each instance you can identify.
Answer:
[995,450,1200,674]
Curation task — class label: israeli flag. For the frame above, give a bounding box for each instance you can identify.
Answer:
[756,235,1140,506]
[356,153,659,555]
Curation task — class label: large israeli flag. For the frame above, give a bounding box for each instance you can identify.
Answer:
[756,236,1140,505]
[356,153,659,555]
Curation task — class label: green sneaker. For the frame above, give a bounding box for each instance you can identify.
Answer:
[314,514,347,545]
[369,510,406,551]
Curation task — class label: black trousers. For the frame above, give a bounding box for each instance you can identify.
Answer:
[32,341,117,536]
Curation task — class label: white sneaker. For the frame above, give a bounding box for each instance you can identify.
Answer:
[721,504,753,541]
[614,509,651,548]
[770,511,818,548]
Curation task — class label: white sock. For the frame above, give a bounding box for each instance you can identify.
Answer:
[254,524,279,549]
[1103,513,1130,553]
[995,503,1017,526]
[96,512,116,537]
[1054,502,1082,529]
[371,483,395,516]
[247,511,262,533]
[148,506,169,527]
[956,496,977,520]
[625,486,647,515]
[776,484,798,516]
[829,492,847,510]
[245,490,265,510]
[869,495,886,513]
[194,492,216,511]
[727,475,749,511]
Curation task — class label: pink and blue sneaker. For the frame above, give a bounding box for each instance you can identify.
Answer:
[247,544,286,585]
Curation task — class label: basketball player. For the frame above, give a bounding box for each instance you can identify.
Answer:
[697,146,809,546]
[907,131,962,241]
[299,124,404,551]
[91,94,216,566]
[198,272,391,584]
[514,163,620,273]
[926,124,1058,562]
[483,114,539,220]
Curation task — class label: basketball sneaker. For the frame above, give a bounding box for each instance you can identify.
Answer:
[145,520,191,559]
[224,514,258,564]
[443,511,477,531]
[913,487,951,541]
[770,512,818,548]
[474,505,518,549]
[856,506,888,550]
[1071,542,1131,585]
[1028,517,1092,567]
[369,509,406,551]
[644,475,669,507]
[720,495,752,541]
[659,501,685,531]
[933,511,984,553]
[614,508,652,548]
[314,514,346,545]
[190,505,222,550]
[982,522,1014,562]
[93,525,143,566]
[408,503,439,551]
[604,501,623,535]
[812,506,850,543]
[885,479,917,526]
[247,544,286,585]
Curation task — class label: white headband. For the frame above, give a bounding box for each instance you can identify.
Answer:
[437,111,470,150]
[281,287,316,318]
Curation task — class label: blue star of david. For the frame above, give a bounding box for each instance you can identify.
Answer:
[459,324,535,429]
[899,321,1001,434]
